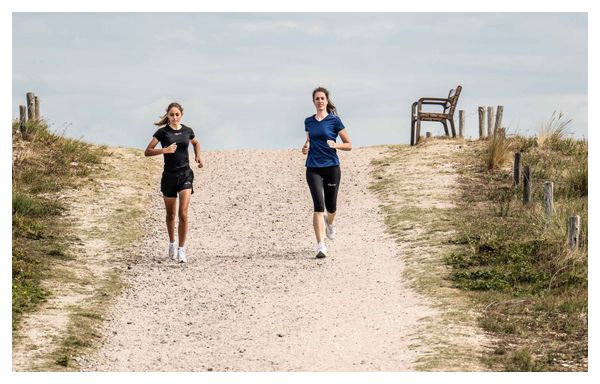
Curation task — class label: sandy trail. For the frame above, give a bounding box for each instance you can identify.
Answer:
[80,146,440,371]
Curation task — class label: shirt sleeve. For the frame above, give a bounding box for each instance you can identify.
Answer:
[188,128,195,141]
[334,116,346,134]
[153,128,164,144]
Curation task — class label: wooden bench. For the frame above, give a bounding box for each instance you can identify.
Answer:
[410,85,462,145]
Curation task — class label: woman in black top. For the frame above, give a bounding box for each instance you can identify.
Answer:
[145,102,203,263]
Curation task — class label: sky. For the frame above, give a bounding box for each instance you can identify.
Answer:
[11,12,588,150]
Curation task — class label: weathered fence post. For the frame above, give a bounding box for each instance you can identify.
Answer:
[495,105,504,132]
[34,95,40,120]
[478,106,485,139]
[523,165,531,204]
[26,92,35,122]
[487,106,494,136]
[19,105,27,134]
[568,215,580,250]
[513,152,521,186]
[459,110,465,138]
[544,181,554,221]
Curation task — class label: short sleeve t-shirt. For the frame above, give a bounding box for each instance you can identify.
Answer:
[153,124,195,173]
[304,114,346,168]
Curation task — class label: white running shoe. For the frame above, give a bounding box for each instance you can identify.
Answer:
[315,242,327,259]
[177,247,187,263]
[324,214,336,240]
[168,242,176,260]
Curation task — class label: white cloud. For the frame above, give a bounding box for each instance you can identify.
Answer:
[12,12,587,150]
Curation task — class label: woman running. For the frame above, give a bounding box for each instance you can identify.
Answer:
[302,87,352,258]
[145,102,203,263]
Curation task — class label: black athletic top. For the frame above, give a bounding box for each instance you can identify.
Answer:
[153,124,196,173]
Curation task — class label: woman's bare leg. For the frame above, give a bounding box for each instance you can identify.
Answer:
[177,189,192,247]
[163,197,177,243]
[313,212,326,243]
[325,211,336,225]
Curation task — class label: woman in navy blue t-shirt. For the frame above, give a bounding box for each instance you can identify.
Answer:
[302,87,352,259]
[144,102,204,263]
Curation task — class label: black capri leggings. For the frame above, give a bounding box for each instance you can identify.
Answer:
[306,165,341,213]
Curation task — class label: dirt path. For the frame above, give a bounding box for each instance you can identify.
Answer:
[10,141,490,372]
[74,143,488,371]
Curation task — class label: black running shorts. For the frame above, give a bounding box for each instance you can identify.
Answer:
[306,165,341,213]
[161,168,194,198]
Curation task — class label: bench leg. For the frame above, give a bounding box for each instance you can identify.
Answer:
[449,118,457,137]
[416,120,421,144]
[410,118,415,146]
[442,121,449,136]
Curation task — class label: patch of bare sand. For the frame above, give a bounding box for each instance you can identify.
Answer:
[78,144,487,371]
[372,138,494,370]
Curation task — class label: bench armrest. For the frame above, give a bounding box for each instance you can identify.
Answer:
[413,97,451,115]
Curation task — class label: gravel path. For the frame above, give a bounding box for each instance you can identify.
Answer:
[80,146,439,371]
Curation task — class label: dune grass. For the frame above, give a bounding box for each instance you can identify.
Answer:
[485,129,514,170]
[536,111,572,148]
[12,120,108,330]
[371,123,587,371]
[449,132,587,371]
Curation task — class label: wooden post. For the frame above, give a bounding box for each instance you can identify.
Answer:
[544,181,554,220]
[495,105,504,131]
[410,117,415,146]
[459,110,465,138]
[568,215,580,250]
[523,165,531,204]
[513,152,521,186]
[26,92,35,122]
[19,105,27,134]
[478,106,485,139]
[34,96,40,120]
[487,106,494,136]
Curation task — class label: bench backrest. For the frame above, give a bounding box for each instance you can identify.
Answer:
[446,85,462,116]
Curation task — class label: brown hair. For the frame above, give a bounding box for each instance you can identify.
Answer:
[312,86,338,115]
[154,102,184,126]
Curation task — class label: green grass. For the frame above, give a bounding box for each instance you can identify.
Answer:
[12,120,109,330]
[371,132,587,371]
[449,134,587,371]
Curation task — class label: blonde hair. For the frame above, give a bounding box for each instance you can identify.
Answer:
[154,102,184,126]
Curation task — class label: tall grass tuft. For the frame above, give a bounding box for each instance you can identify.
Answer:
[536,111,571,148]
[486,129,514,170]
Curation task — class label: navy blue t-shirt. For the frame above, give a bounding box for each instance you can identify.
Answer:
[304,114,345,168]
[153,124,195,173]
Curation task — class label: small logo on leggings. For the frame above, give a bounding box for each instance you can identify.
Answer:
[327,183,337,187]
